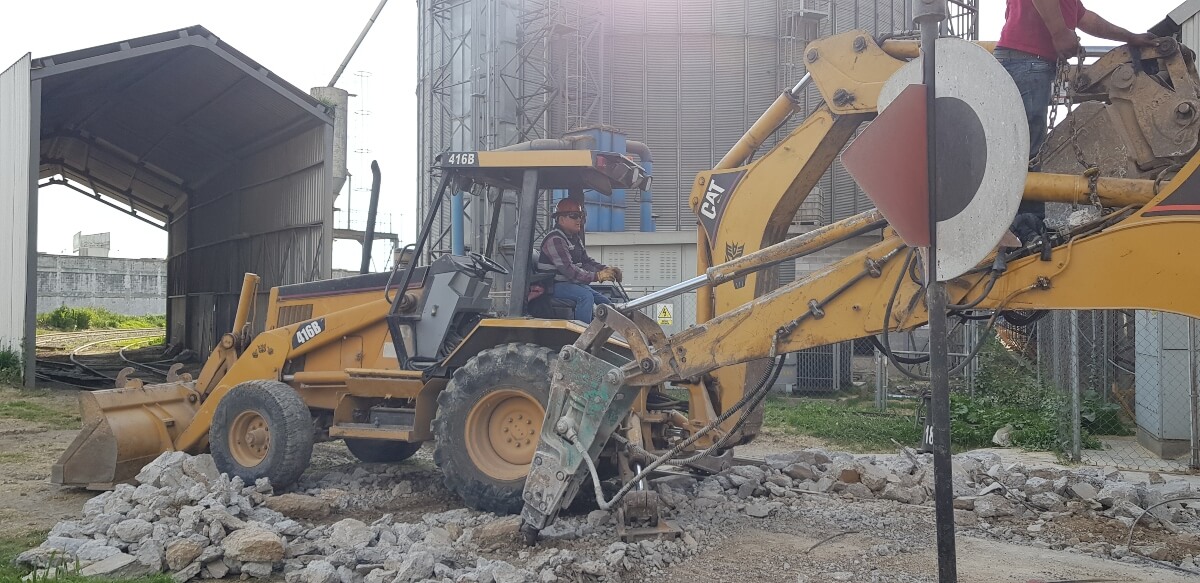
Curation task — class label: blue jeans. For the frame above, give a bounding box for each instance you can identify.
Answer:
[998,51,1056,217]
[552,282,612,323]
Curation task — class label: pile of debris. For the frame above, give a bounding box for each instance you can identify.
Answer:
[16,448,1200,582]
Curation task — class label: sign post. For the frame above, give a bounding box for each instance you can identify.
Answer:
[915,1,957,581]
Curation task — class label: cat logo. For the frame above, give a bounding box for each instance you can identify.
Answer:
[697,170,747,244]
[293,318,326,348]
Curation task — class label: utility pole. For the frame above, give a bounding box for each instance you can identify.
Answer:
[915,0,957,581]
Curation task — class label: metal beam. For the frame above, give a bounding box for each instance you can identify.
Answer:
[40,178,168,230]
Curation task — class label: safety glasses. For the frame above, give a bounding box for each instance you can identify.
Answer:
[561,212,586,220]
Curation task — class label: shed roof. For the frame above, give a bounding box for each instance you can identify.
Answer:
[32,25,333,223]
[1153,0,1200,36]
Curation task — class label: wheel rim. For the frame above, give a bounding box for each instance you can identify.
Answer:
[464,389,545,481]
[229,410,270,467]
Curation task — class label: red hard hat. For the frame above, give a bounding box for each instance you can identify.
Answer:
[554,198,584,216]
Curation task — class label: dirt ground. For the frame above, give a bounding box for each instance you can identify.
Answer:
[3,383,1198,582]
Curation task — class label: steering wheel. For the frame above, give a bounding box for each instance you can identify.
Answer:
[469,252,510,275]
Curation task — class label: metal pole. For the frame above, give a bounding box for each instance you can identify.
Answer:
[1190,318,1199,469]
[360,161,382,274]
[329,0,391,87]
[876,347,888,411]
[915,1,956,581]
[1070,311,1082,462]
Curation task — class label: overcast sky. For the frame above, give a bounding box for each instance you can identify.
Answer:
[0,0,1161,270]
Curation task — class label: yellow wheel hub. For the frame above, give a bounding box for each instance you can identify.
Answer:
[465,389,544,481]
[229,410,270,467]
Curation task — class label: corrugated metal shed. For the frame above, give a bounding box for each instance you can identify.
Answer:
[0,54,35,383]
[1,26,335,384]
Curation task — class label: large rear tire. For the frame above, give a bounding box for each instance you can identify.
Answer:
[210,380,314,489]
[433,343,553,514]
[344,438,423,463]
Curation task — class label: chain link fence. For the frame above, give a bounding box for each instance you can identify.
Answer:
[1021,310,1200,472]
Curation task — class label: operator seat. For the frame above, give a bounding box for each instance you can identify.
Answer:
[529,249,579,320]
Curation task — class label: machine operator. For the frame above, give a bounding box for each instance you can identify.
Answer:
[536,198,622,323]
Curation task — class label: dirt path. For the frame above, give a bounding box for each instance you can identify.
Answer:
[0,386,94,537]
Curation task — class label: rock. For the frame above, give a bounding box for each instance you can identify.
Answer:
[264,494,332,520]
[1148,472,1165,485]
[242,561,274,578]
[182,454,220,484]
[222,527,285,563]
[135,542,165,572]
[784,463,817,482]
[114,518,154,543]
[730,465,766,483]
[492,561,531,583]
[587,510,611,527]
[203,559,230,579]
[290,560,339,583]
[136,451,188,487]
[364,568,396,583]
[1030,492,1066,512]
[992,424,1014,447]
[736,482,757,499]
[954,509,979,526]
[330,518,374,549]
[172,561,202,583]
[1096,482,1140,509]
[166,539,205,571]
[766,473,792,488]
[879,484,922,505]
[834,464,862,485]
[76,541,123,563]
[973,495,1014,518]
[1069,482,1098,500]
[953,497,976,511]
[764,449,830,470]
[857,464,888,492]
[745,503,771,518]
[80,552,157,578]
[1023,477,1054,495]
[843,483,873,499]
[1133,543,1170,561]
[393,551,435,582]
[474,516,522,547]
[815,477,836,493]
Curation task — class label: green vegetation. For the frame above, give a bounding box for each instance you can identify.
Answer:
[0,399,79,430]
[764,338,1115,454]
[0,531,173,583]
[37,307,165,332]
[0,348,20,386]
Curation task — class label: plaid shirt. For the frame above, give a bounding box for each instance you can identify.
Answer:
[539,229,604,283]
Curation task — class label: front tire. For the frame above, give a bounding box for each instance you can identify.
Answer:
[432,343,553,514]
[210,380,314,489]
[344,438,422,463]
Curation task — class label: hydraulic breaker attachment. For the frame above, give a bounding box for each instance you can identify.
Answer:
[52,382,202,489]
[519,342,639,543]
[614,448,681,542]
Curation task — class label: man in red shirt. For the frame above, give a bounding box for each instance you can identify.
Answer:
[995,0,1156,239]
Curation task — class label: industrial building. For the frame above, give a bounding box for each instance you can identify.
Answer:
[1,26,338,385]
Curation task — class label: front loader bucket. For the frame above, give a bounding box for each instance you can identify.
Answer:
[52,383,201,490]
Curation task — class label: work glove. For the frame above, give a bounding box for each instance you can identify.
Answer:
[596,267,617,282]
[611,266,623,283]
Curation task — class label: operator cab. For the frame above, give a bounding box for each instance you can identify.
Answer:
[385,145,649,369]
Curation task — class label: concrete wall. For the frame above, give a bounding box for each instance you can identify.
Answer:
[37,254,166,316]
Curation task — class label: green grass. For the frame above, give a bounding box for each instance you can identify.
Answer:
[0,531,173,583]
[0,400,79,430]
[764,398,922,452]
[0,348,20,386]
[37,307,165,332]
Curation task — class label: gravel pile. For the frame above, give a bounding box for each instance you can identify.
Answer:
[16,448,1200,581]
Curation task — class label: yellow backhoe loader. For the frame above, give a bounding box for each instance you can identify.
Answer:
[53,29,1200,543]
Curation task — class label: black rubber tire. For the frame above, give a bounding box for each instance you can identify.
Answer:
[344,438,423,463]
[210,380,314,489]
[433,343,554,515]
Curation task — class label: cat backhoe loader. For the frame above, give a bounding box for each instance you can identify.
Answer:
[52,28,1200,543]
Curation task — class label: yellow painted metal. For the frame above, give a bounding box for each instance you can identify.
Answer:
[1024,172,1158,207]
[464,389,545,481]
[231,273,260,339]
[473,150,598,168]
[879,39,997,59]
[716,92,803,170]
[804,31,907,115]
[228,410,270,468]
[51,382,201,489]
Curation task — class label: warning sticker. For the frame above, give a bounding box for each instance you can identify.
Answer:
[656,303,673,326]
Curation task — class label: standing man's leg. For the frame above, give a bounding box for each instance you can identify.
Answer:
[998,52,1056,244]
[552,282,598,323]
